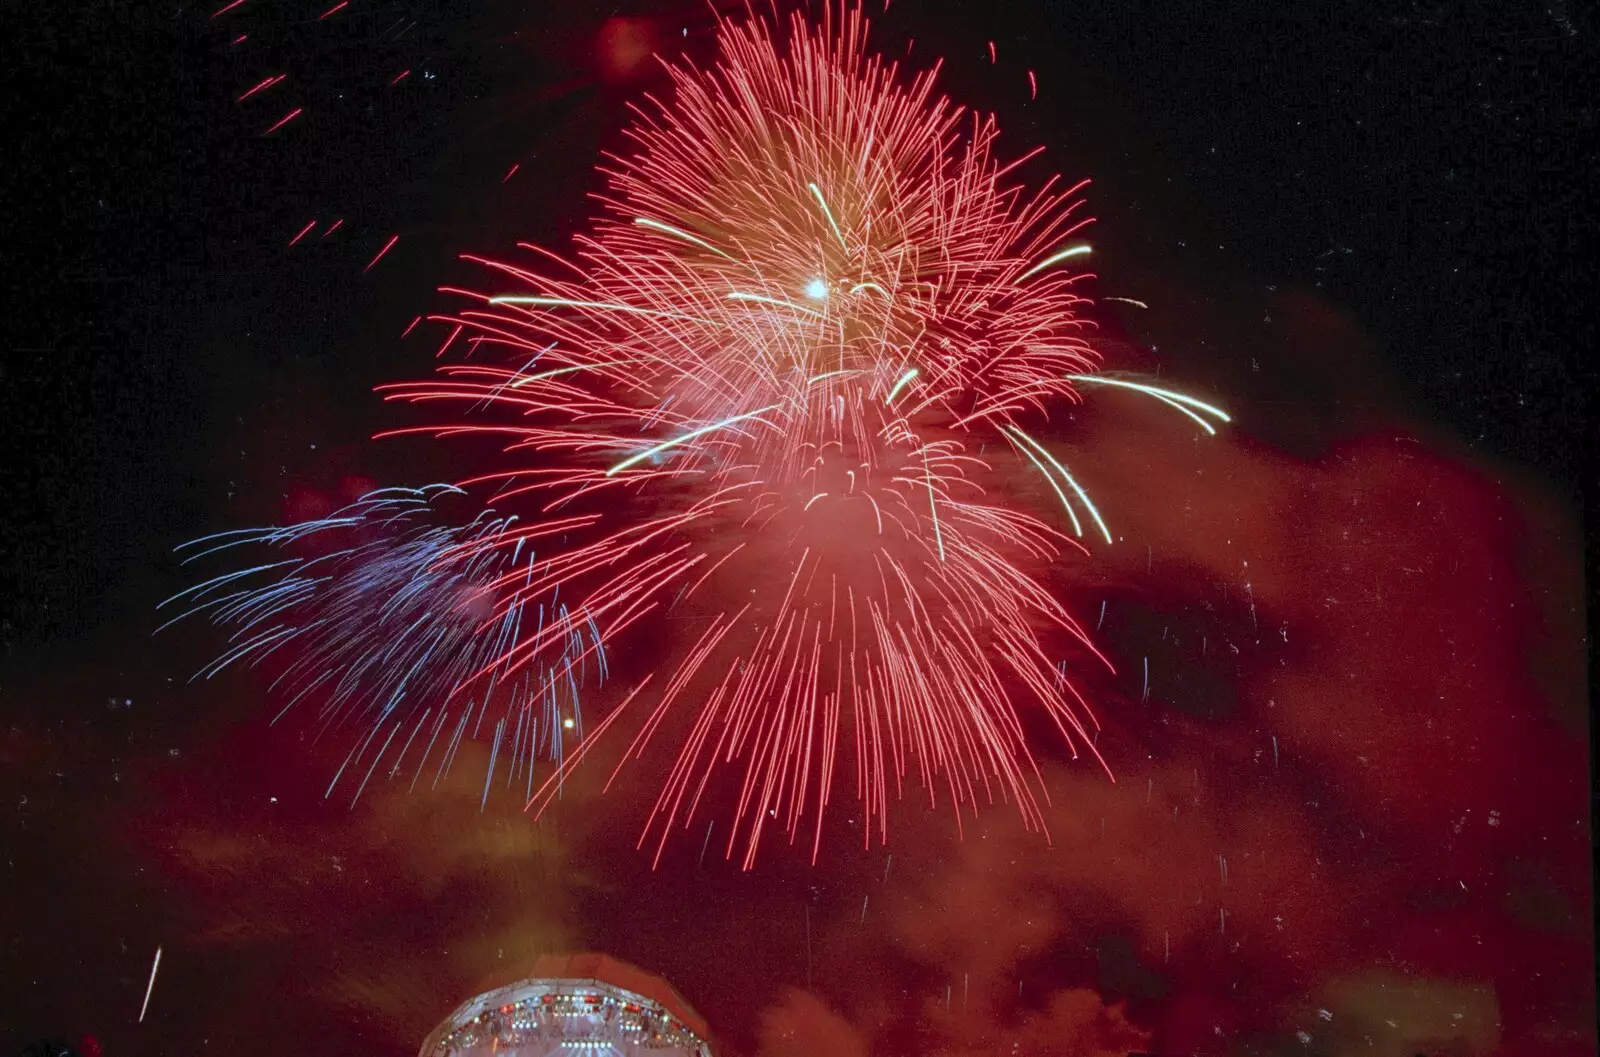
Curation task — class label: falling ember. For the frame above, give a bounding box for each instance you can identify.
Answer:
[236,74,285,102]
[287,219,317,246]
[210,0,248,18]
[389,69,412,87]
[317,0,347,20]
[181,6,1229,865]
[503,163,520,183]
[138,947,162,1022]
[320,217,344,239]
[434,323,463,359]
[1028,69,1038,99]
[363,234,399,273]
[261,107,302,136]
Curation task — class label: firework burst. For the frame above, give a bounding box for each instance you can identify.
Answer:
[181,6,1228,866]
[164,486,601,809]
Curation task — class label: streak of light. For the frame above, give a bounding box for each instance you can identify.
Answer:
[606,405,783,477]
[211,0,248,17]
[236,74,285,102]
[389,69,412,87]
[1067,374,1231,432]
[138,946,162,1022]
[807,181,848,248]
[363,235,399,273]
[1017,243,1092,281]
[1102,296,1148,308]
[805,369,862,386]
[1147,394,1218,433]
[634,217,734,259]
[885,367,919,404]
[261,108,303,136]
[318,0,348,19]
[1003,427,1082,538]
[320,218,344,239]
[1007,427,1113,545]
[726,291,822,315]
[1028,69,1038,98]
[287,220,317,246]
[509,360,646,389]
[503,163,520,183]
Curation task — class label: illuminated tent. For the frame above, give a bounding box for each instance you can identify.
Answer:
[419,952,714,1056]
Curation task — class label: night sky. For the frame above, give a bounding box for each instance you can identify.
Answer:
[3,1,1594,1055]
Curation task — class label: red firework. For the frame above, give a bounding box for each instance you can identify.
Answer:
[373,7,1224,867]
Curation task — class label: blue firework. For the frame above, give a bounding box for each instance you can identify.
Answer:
[162,485,605,807]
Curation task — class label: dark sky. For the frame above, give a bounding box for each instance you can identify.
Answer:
[2,2,1593,1055]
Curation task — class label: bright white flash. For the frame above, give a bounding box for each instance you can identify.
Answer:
[804,278,828,300]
